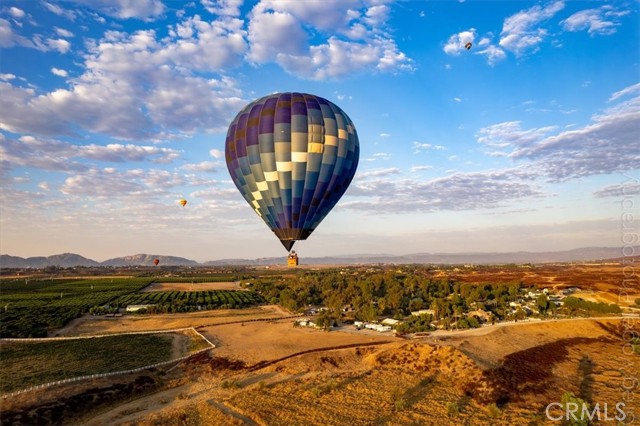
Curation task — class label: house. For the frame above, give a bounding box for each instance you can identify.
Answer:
[411,309,435,317]
[381,318,400,326]
[126,304,155,312]
[467,309,492,323]
[295,318,317,328]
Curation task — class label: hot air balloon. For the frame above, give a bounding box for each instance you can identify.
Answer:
[153,258,159,266]
[225,92,360,251]
[465,41,472,50]
[179,199,187,207]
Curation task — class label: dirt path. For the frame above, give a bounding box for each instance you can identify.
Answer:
[208,400,260,426]
[425,315,624,339]
[78,384,189,426]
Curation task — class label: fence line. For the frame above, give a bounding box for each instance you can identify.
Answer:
[0,327,198,342]
[1,327,215,399]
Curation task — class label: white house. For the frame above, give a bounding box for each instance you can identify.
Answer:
[126,304,155,312]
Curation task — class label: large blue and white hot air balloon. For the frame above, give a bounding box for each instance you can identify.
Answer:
[225,92,360,251]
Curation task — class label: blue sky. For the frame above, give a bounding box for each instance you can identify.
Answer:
[1,0,638,262]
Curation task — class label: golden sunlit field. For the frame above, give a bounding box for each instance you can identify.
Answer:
[1,260,638,426]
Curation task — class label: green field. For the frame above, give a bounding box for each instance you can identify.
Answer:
[115,289,266,312]
[0,278,154,337]
[0,333,177,394]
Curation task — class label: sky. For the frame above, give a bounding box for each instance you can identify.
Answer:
[0,0,639,262]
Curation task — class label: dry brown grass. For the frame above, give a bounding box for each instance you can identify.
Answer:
[6,279,638,426]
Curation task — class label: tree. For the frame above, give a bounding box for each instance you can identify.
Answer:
[537,294,549,316]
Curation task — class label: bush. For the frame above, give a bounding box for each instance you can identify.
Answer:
[486,402,501,418]
[447,401,460,417]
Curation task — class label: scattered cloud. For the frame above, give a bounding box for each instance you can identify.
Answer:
[499,1,565,56]
[344,168,544,213]
[561,5,630,36]
[356,167,401,179]
[51,67,68,77]
[209,148,224,159]
[609,82,640,102]
[0,135,182,173]
[476,44,507,65]
[413,142,446,154]
[477,83,640,182]
[410,165,433,173]
[593,182,640,198]
[54,27,75,38]
[201,0,243,17]
[0,25,245,139]
[247,0,414,80]
[9,7,25,19]
[65,0,166,20]
[42,2,77,20]
[443,28,476,56]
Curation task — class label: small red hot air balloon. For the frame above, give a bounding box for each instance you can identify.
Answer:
[153,258,159,266]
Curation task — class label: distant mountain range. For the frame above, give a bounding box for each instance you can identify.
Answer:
[0,246,637,268]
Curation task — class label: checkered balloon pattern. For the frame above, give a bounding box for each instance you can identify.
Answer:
[225,92,360,251]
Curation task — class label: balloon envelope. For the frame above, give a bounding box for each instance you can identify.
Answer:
[225,92,360,250]
[153,258,159,266]
[179,199,187,207]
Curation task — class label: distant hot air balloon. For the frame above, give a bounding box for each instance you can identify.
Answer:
[225,92,360,251]
[465,41,472,50]
[179,199,187,207]
[153,258,159,266]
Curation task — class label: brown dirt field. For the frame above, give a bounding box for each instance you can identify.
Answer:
[55,305,290,336]
[140,281,244,292]
[7,305,638,426]
[201,319,394,366]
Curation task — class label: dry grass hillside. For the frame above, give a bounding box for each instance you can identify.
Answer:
[60,318,635,426]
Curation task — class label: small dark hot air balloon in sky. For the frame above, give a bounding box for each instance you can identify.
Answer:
[465,41,472,50]
[225,92,360,251]
[153,258,159,266]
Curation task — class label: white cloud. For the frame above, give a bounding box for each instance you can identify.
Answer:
[9,7,25,19]
[54,27,75,38]
[51,68,68,77]
[344,168,544,213]
[0,73,15,81]
[413,142,446,154]
[410,165,432,172]
[443,28,476,56]
[356,167,401,179]
[209,148,224,159]
[42,2,77,20]
[246,0,413,80]
[182,161,218,172]
[593,182,640,198]
[65,0,166,20]
[0,18,30,48]
[201,0,243,17]
[0,24,246,139]
[476,121,557,150]
[477,84,640,181]
[477,44,507,65]
[609,82,640,102]
[499,1,564,56]
[0,134,182,173]
[561,5,629,36]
